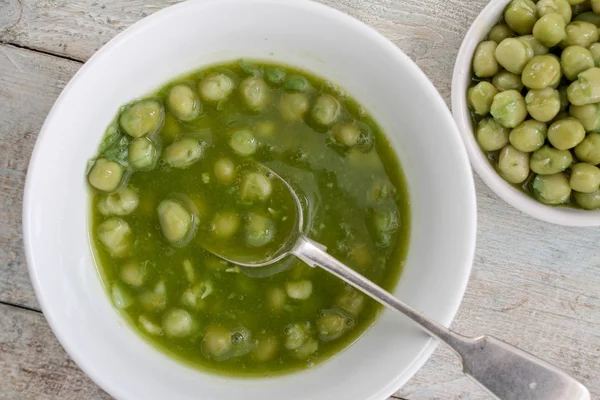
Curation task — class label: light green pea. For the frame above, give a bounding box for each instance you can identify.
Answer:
[519,35,550,56]
[570,162,600,192]
[561,21,599,47]
[119,100,164,138]
[488,23,516,43]
[317,309,353,342]
[573,189,600,209]
[567,67,600,105]
[88,158,124,192]
[128,137,158,170]
[491,90,528,128]
[468,81,498,115]
[525,87,561,122]
[498,145,531,184]
[574,11,600,26]
[522,55,562,89]
[537,0,572,24]
[530,144,573,174]
[533,13,567,47]
[473,41,500,77]
[286,280,313,300]
[253,335,279,361]
[492,71,525,92]
[157,199,193,245]
[336,288,365,316]
[333,122,362,147]
[280,93,310,121]
[510,120,547,152]
[98,187,139,216]
[548,118,586,149]
[505,0,538,34]
[97,218,131,258]
[214,157,236,184]
[476,118,510,151]
[239,77,269,111]
[120,260,146,287]
[164,137,203,168]
[111,283,134,309]
[561,46,595,80]
[495,38,534,74]
[240,172,272,201]
[229,130,257,156]
[569,103,600,131]
[202,326,233,360]
[163,309,194,338]
[284,323,310,350]
[532,173,572,204]
[589,43,600,67]
[167,84,201,121]
[311,94,341,127]
[245,213,275,247]
[575,132,600,164]
[198,72,235,102]
[211,211,241,239]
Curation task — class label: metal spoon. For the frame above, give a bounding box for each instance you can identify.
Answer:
[211,166,590,400]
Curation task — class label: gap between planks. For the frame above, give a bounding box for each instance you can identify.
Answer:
[0,39,85,64]
[0,299,42,314]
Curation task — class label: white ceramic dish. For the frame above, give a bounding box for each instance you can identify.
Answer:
[452,0,600,227]
[23,0,476,399]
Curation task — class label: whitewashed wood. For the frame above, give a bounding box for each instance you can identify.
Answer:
[0,0,599,399]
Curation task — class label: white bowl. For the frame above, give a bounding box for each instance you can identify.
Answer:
[452,0,600,227]
[23,0,476,399]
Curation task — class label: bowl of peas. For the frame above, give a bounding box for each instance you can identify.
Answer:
[453,0,600,226]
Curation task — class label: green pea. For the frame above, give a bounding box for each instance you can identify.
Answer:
[569,103,600,131]
[120,260,146,287]
[525,87,561,122]
[468,81,498,115]
[519,35,550,56]
[119,100,164,138]
[253,335,279,361]
[97,218,131,258]
[229,130,257,156]
[537,0,572,24]
[283,75,310,92]
[473,41,500,77]
[157,199,193,245]
[492,71,525,92]
[533,13,567,47]
[570,162,600,192]
[490,90,528,128]
[498,145,531,184]
[214,157,236,184]
[530,144,573,174]
[167,84,201,121]
[561,46,595,80]
[561,21,599,47]
[567,67,600,105]
[548,118,586,149]
[505,0,538,35]
[245,213,275,247]
[286,280,313,300]
[333,122,362,147]
[211,211,241,239]
[129,137,158,170]
[510,120,547,152]
[532,173,572,204]
[265,67,287,85]
[495,38,533,74]
[574,11,600,26]
[280,93,309,121]
[488,23,516,43]
[317,309,353,342]
[163,309,194,338]
[311,94,341,127]
[198,72,235,102]
[574,132,600,164]
[88,158,124,192]
[240,172,272,201]
[476,118,510,151]
[239,77,269,112]
[522,55,562,89]
[98,187,139,216]
[573,189,600,209]
[164,137,204,168]
[588,42,600,66]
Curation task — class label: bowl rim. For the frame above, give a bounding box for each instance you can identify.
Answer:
[451,0,600,227]
[23,0,477,398]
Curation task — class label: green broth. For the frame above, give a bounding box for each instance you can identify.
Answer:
[89,60,410,376]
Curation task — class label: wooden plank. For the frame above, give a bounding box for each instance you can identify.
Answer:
[0,303,110,399]
[0,44,82,310]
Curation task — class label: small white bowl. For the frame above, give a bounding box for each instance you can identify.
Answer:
[23,0,476,399]
[452,0,600,227]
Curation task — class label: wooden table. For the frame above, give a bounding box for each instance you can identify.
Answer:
[1,0,599,398]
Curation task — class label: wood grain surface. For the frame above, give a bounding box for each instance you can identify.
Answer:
[0,0,599,399]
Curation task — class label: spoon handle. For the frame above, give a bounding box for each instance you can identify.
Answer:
[291,235,590,400]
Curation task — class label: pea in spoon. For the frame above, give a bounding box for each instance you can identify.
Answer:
[210,166,590,400]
